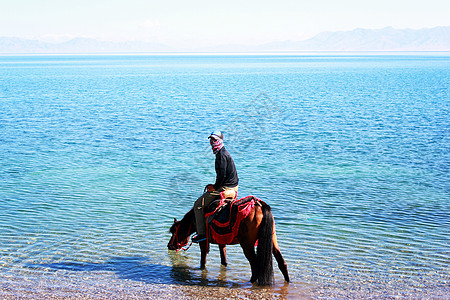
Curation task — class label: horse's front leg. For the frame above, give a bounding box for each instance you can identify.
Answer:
[219,244,227,267]
[199,240,209,269]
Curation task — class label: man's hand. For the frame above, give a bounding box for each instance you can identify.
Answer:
[206,184,215,192]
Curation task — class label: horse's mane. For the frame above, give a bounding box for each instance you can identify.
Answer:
[181,208,195,224]
[170,208,195,233]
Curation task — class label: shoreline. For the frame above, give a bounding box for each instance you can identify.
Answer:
[1,270,448,299]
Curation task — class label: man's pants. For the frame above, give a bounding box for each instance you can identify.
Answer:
[193,185,238,235]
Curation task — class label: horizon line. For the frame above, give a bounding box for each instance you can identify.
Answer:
[1,50,450,56]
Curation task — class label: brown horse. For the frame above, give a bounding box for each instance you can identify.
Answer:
[168,199,289,285]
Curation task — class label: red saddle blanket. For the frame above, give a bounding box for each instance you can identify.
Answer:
[205,195,257,245]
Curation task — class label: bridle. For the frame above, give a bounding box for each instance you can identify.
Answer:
[169,221,194,252]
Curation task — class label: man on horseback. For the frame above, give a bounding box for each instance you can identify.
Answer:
[192,131,239,243]
[169,134,290,283]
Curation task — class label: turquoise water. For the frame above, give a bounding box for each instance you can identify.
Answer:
[0,54,449,298]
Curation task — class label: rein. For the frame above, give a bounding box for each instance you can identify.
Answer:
[172,221,194,252]
[179,240,193,252]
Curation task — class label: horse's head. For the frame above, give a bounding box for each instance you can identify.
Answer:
[168,217,194,251]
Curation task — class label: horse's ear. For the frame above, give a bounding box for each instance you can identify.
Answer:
[174,218,177,223]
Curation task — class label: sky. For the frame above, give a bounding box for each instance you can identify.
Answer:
[1,0,449,47]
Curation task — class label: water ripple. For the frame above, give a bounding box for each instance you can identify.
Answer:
[1,54,449,298]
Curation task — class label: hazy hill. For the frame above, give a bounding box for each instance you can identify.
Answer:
[1,26,449,53]
[260,26,450,51]
[0,37,171,53]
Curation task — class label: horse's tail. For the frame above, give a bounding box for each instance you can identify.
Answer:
[256,201,274,285]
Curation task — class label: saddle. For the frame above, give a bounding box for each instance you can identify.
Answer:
[205,193,258,245]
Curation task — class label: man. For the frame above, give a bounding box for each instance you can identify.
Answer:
[192,131,239,243]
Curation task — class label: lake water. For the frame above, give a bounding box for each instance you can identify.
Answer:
[0,54,449,299]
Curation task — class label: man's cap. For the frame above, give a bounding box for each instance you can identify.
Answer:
[208,131,224,140]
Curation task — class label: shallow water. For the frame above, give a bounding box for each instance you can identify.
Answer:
[0,54,449,299]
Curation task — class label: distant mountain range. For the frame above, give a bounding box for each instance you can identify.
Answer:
[1,26,449,53]
[0,37,171,53]
[260,26,450,51]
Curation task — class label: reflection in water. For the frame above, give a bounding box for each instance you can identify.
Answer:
[168,250,242,288]
[166,251,313,299]
[217,265,228,282]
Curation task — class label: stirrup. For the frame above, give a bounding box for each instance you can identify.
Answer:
[192,234,206,243]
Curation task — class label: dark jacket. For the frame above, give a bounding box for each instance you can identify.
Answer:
[213,147,239,190]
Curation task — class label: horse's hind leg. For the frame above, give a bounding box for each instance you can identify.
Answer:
[273,232,290,282]
[219,244,227,267]
[240,241,258,283]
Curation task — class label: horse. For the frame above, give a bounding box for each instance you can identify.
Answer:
[167,198,290,286]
